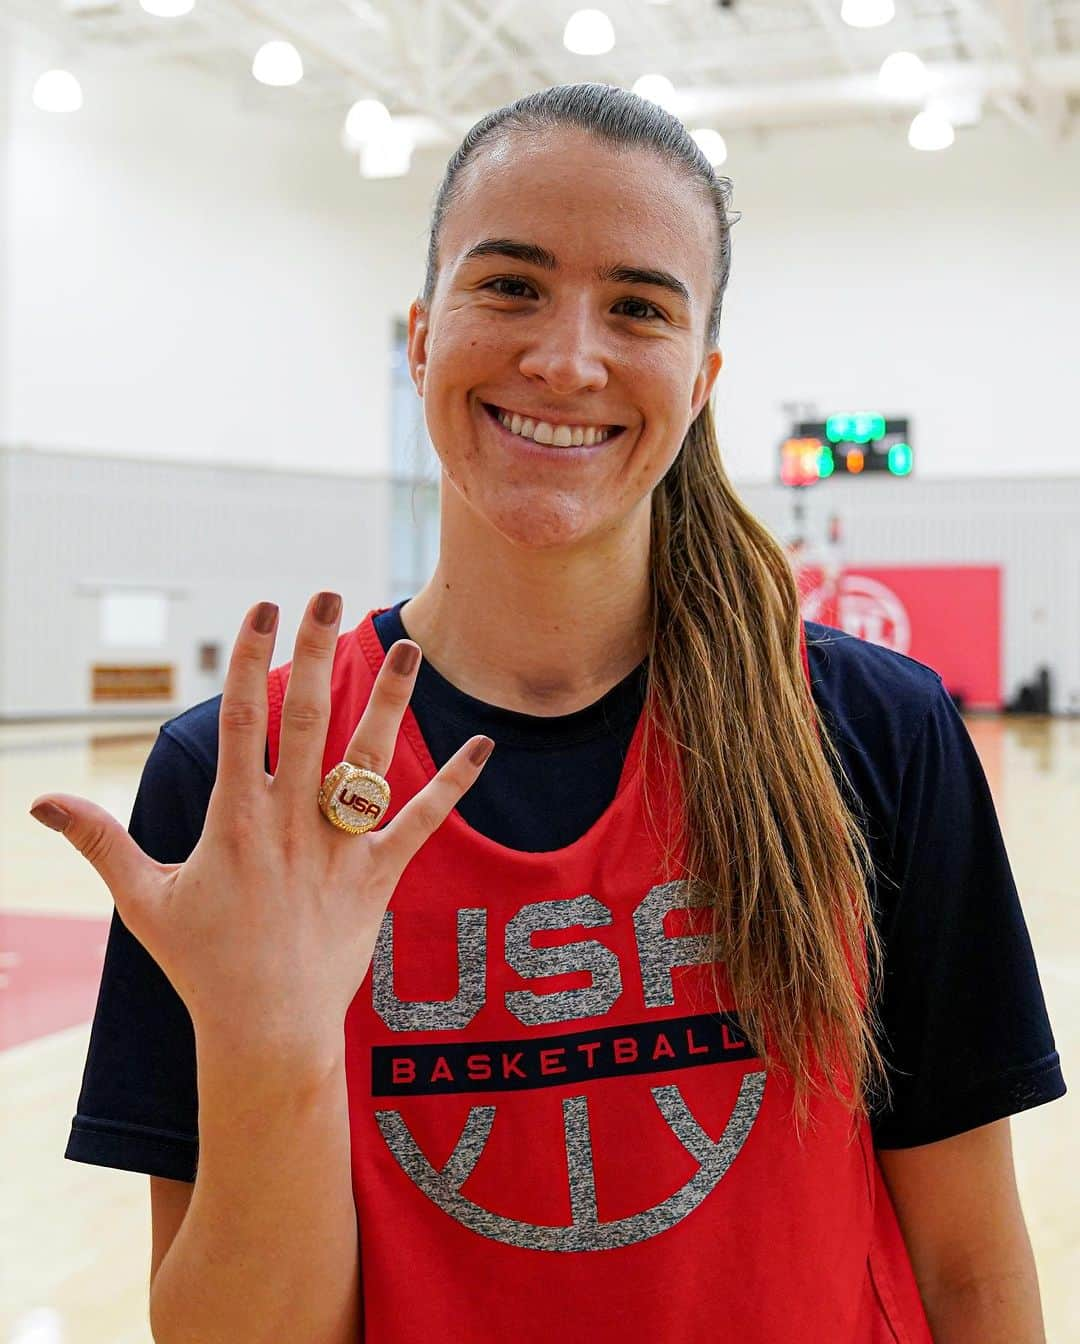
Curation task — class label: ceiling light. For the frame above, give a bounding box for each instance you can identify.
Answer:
[691,127,727,167]
[343,98,392,150]
[632,74,677,112]
[252,40,303,87]
[360,122,413,178]
[841,0,895,29]
[877,51,928,98]
[32,70,83,112]
[140,0,195,15]
[908,108,954,151]
[564,9,616,56]
[928,91,983,128]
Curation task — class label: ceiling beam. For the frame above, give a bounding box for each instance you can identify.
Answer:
[390,52,1080,146]
[372,0,429,108]
[433,0,532,105]
[801,0,867,77]
[990,0,1069,140]
[801,0,901,137]
[933,0,1016,136]
[436,0,565,103]
[5,0,1074,146]
[422,0,442,105]
[225,0,464,137]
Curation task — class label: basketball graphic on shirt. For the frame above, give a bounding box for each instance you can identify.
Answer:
[366,880,768,1251]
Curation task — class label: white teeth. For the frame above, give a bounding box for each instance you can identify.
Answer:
[494,405,613,447]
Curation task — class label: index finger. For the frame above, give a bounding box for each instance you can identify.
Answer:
[215,601,279,793]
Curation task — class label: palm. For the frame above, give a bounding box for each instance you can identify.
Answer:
[30,593,492,1050]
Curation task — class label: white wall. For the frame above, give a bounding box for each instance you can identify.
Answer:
[0,28,12,445]
[716,121,1080,483]
[2,26,1078,486]
[0,445,394,718]
[4,31,438,476]
[0,33,11,717]
[4,446,1077,718]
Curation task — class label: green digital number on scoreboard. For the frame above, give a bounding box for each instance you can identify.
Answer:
[779,414,912,484]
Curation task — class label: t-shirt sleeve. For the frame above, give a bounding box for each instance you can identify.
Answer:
[870,678,1066,1148]
[63,724,215,1182]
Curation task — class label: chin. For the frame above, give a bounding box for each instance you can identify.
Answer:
[481,491,602,551]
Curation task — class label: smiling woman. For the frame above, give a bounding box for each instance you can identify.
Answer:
[56,81,1064,1344]
[402,88,885,1115]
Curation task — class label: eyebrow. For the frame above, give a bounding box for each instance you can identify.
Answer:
[461,237,691,307]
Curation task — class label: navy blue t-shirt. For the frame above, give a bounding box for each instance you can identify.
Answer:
[64,607,1066,1181]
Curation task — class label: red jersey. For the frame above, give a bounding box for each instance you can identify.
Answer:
[266,610,933,1343]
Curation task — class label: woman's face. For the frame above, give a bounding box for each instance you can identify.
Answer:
[408,126,723,552]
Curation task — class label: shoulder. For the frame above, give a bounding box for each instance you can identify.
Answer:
[802,622,959,859]
[803,620,943,767]
[154,694,222,784]
[128,696,222,862]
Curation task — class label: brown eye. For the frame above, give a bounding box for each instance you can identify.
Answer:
[485,277,535,299]
[614,297,663,321]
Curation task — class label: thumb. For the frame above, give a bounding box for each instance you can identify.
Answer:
[29,793,157,908]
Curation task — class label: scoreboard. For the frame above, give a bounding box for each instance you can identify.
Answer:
[780,414,912,486]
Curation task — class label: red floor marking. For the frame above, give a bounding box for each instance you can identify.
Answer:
[0,911,110,1051]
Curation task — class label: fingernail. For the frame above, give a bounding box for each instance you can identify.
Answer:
[314,592,342,625]
[30,802,72,833]
[252,602,278,635]
[469,737,494,767]
[389,643,420,676]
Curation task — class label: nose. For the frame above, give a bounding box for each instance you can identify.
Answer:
[516,296,610,395]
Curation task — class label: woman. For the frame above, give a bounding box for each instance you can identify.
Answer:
[37,84,1063,1342]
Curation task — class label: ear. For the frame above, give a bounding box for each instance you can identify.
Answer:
[689,347,723,422]
[407,298,429,396]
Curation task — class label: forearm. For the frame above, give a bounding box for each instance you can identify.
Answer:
[150,1029,359,1344]
[920,1263,1045,1344]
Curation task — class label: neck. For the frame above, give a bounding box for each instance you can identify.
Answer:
[399,497,652,716]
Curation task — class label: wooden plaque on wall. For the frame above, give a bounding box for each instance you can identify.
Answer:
[91,664,175,701]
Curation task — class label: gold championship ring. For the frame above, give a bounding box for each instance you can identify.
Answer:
[318,763,391,836]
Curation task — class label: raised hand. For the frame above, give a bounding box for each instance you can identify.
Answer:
[29,592,493,1058]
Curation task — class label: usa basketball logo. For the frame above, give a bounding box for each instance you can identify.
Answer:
[318,762,390,835]
[365,881,768,1251]
[338,788,381,819]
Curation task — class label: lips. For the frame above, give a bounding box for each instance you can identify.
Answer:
[482,402,624,434]
[479,400,625,455]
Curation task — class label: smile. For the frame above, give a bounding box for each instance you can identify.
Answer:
[482,402,625,449]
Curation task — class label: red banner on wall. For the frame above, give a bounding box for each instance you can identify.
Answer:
[796,565,1002,709]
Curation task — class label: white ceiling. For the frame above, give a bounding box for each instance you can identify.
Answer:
[2,0,1077,147]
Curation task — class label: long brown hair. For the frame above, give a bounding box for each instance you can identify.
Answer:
[420,83,888,1130]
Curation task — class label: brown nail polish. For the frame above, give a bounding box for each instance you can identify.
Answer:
[252,602,278,635]
[469,737,494,767]
[30,801,71,833]
[314,592,342,625]
[389,643,420,676]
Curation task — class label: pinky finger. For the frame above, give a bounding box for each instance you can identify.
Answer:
[374,736,494,881]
